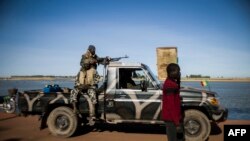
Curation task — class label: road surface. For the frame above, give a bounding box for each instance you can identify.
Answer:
[0,112,250,141]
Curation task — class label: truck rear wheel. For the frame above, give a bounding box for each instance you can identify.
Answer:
[184,109,211,141]
[47,106,78,137]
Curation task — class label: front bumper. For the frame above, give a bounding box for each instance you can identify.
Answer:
[210,106,228,122]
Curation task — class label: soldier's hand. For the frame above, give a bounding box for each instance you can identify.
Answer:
[104,56,111,64]
[90,59,97,64]
[106,56,111,61]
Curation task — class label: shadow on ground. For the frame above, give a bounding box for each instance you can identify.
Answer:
[1,138,22,141]
[0,115,18,122]
[73,122,222,137]
[73,123,166,137]
[95,123,166,134]
[210,122,222,135]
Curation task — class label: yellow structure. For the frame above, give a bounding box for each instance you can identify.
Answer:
[156,47,178,81]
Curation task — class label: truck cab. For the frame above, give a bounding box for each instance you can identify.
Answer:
[103,62,163,123]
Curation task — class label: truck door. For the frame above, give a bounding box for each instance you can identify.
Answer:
[105,67,162,121]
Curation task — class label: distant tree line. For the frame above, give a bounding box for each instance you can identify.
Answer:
[186,75,210,78]
[10,75,75,78]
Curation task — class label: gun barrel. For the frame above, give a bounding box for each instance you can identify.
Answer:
[110,55,129,62]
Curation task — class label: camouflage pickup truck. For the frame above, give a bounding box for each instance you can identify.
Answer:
[9,61,227,140]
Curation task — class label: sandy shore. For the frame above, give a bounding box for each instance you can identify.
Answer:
[0,112,250,141]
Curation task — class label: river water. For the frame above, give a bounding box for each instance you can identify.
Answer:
[0,80,249,120]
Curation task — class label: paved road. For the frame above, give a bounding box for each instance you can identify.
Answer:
[0,112,250,141]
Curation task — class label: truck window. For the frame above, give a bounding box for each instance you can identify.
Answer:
[119,68,154,89]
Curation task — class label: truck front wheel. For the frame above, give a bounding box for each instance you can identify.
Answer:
[47,106,78,137]
[184,109,211,141]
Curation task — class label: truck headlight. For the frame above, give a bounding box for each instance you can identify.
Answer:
[208,97,219,106]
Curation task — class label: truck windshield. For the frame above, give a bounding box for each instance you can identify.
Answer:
[142,64,161,88]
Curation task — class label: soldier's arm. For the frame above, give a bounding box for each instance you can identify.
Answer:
[80,55,85,66]
[96,55,108,65]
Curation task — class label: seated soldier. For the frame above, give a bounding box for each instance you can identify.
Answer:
[120,70,138,89]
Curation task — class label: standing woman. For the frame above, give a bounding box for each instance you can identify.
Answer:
[162,63,184,141]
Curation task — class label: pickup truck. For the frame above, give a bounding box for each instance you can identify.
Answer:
[8,61,227,140]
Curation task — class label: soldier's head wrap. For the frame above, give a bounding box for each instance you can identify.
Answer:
[88,45,96,55]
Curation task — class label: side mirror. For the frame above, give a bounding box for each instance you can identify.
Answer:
[140,80,147,92]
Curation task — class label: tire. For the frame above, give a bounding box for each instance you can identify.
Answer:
[184,109,211,141]
[47,106,78,138]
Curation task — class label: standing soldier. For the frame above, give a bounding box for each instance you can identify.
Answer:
[76,45,109,125]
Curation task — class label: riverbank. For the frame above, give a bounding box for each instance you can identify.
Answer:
[0,77,75,81]
[0,112,250,141]
[181,77,250,82]
[1,77,250,82]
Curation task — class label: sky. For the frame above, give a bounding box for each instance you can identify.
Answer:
[0,0,250,78]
